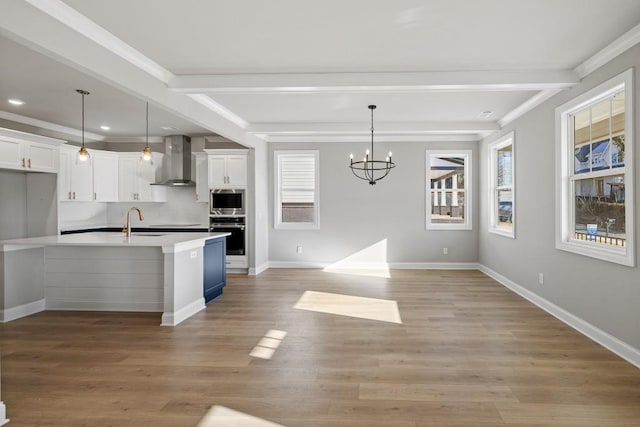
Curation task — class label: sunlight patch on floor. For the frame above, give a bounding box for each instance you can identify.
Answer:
[249,329,287,360]
[323,239,390,278]
[197,405,286,427]
[294,290,402,324]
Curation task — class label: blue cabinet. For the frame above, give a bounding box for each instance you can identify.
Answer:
[204,238,226,304]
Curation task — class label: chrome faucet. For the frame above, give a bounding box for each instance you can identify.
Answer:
[123,207,144,237]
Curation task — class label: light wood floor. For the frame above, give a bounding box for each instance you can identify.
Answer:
[1,269,640,426]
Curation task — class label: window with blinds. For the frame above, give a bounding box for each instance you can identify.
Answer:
[275,151,320,229]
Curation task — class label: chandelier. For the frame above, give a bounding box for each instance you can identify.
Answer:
[349,105,395,185]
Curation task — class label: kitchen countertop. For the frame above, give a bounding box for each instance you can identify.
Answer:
[0,232,229,252]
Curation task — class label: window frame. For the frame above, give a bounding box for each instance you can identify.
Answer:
[274,150,320,230]
[426,149,472,230]
[555,68,635,266]
[488,132,515,238]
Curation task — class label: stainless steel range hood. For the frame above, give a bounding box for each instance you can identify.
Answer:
[152,135,195,187]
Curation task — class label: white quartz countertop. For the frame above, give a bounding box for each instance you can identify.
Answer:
[0,232,229,252]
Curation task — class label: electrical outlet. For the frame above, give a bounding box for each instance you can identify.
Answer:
[443,247,448,255]
[538,273,544,285]
[296,246,303,254]
[190,250,198,259]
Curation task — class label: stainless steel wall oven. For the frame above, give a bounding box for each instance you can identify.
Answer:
[209,216,245,255]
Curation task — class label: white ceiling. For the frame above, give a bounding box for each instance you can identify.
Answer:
[1,0,639,144]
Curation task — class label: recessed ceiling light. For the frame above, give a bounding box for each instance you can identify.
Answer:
[100,125,111,131]
[478,110,494,119]
[161,126,180,131]
[8,99,25,106]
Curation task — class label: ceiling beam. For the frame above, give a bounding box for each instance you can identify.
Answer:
[169,70,580,94]
[1,0,260,147]
[248,121,499,135]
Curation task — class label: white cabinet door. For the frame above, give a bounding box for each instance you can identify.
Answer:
[93,153,119,202]
[58,150,72,201]
[208,156,226,187]
[194,153,208,203]
[118,157,138,202]
[59,148,92,201]
[136,160,156,201]
[25,142,56,172]
[118,153,165,202]
[0,139,23,170]
[226,155,247,186]
[70,158,93,201]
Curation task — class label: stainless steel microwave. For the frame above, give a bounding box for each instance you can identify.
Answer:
[210,189,245,215]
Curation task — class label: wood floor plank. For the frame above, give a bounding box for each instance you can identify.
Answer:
[1,268,639,426]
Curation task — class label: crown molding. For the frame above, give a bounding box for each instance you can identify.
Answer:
[102,136,164,143]
[0,109,105,141]
[574,22,640,79]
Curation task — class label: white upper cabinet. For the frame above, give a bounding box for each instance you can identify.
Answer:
[92,152,119,202]
[0,128,62,173]
[193,152,209,203]
[205,149,248,188]
[59,146,93,202]
[118,153,166,202]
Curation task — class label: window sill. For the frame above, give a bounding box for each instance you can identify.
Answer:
[488,227,515,239]
[556,239,634,267]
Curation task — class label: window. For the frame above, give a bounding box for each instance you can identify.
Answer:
[488,132,515,237]
[556,69,634,266]
[275,150,319,229]
[426,150,472,230]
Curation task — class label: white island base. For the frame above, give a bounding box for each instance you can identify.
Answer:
[0,232,228,326]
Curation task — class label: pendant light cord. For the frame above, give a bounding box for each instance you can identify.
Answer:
[81,92,85,148]
[146,102,149,148]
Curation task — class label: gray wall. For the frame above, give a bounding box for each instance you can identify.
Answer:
[479,44,640,350]
[268,140,479,264]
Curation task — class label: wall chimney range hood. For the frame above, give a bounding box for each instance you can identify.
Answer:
[152,135,196,187]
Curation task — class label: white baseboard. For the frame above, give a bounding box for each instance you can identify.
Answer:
[268,261,329,269]
[161,298,205,327]
[248,262,270,276]
[268,261,481,270]
[0,298,45,322]
[478,264,640,369]
[389,262,481,270]
[45,300,162,312]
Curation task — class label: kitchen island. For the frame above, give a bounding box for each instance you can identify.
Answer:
[0,232,229,326]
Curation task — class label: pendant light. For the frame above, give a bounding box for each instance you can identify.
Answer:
[142,102,152,162]
[76,89,90,162]
[349,105,395,185]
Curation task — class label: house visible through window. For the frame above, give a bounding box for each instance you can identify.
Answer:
[488,132,515,237]
[556,69,634,266]
[275,151,319,229]
[426,150,472,230]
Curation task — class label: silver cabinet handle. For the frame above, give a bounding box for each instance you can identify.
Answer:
[68,191,71,200]
[21,158,26,168]
[28,158,31,168]
[94,192,97,200]
[72,192,76,200]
